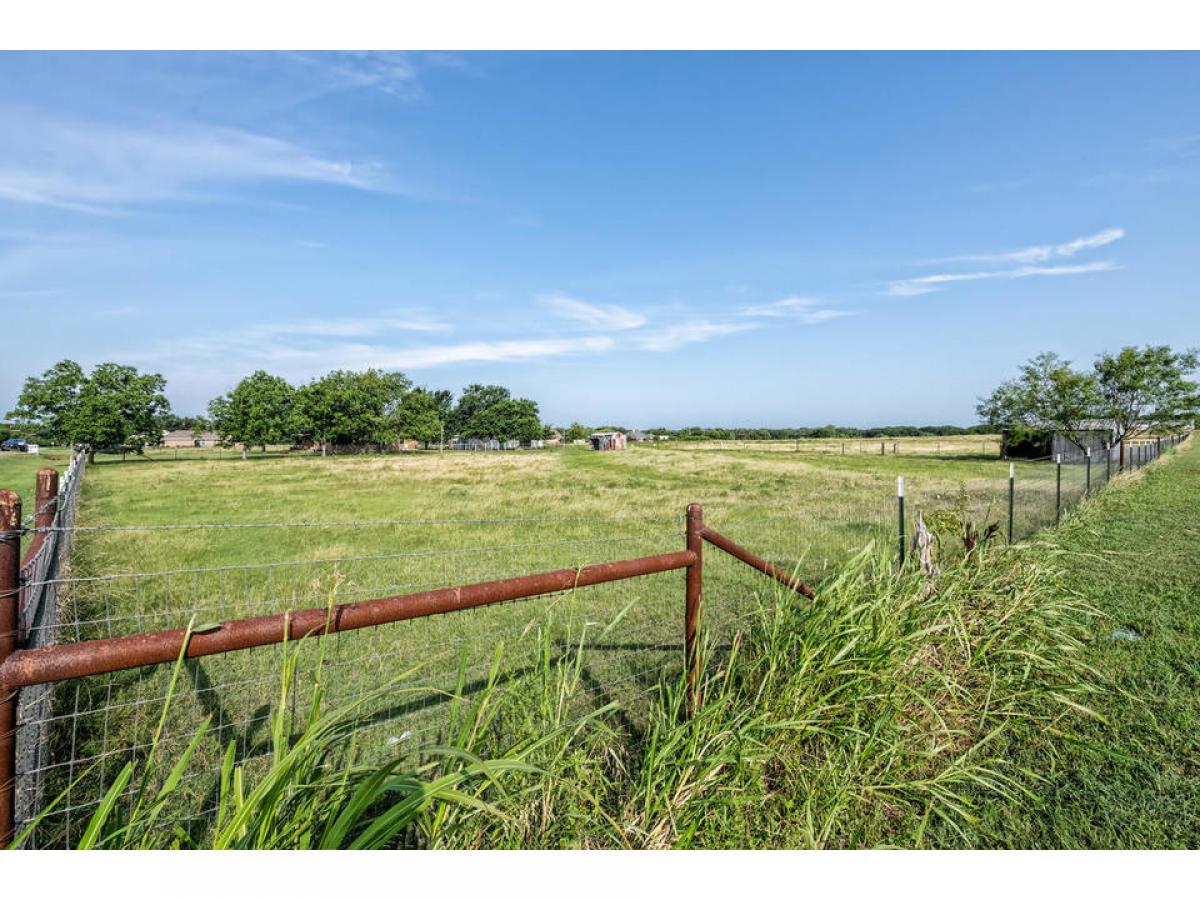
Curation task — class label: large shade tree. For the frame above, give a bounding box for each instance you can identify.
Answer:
[9,360,170,461]
[977,352,1100,452]
[392,388,446,446]
[1093,345,1200,465]
[290,369,411,455]
[448,384,512,436]
[209,371,296,457]
[979,346,1198,463]
[461,397,543,442]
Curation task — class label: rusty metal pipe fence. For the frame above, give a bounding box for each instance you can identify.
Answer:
[0,487,810,848]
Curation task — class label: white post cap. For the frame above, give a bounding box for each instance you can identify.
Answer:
[1009,462,1015,478]
[897,475,904,497]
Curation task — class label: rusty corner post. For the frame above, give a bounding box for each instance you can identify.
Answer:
[0,489,21,849]
[23,469,58,566]
[684,503,703,719]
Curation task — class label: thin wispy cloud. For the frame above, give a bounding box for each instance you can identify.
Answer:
[634,320,759,352]
[888,261,1119,297]
[540,294,647,331]
[284,51,465,102]
[252,315,453,339]
[363,336,613,369]
[0,113,387,213]
[130,330,613,380]
[741,296,855,323]
[1146,135,1200,158]
[0,288,68,299]
[932,228,1125,265]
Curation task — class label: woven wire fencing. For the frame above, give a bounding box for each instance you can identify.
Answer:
[15,513,776,847]
[7,432,1185,847]
[14,453,85,833]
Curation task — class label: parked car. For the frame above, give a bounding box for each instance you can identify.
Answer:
[1,438,28,452]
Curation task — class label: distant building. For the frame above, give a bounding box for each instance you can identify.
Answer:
[628,430,653,442]
[1002,421,1146,462]
[589,431,627,451]
[162,430,220,448]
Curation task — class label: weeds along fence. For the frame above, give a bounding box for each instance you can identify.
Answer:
[0,432,1187,848]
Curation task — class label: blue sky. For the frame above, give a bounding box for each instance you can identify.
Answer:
[1,51,1197,427]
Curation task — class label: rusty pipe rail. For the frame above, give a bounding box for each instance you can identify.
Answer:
[0,550,696,690]
[699,526,816,599]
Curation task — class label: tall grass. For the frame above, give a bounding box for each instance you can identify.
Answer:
[442,543,1099,849]
[15,534,1100,849]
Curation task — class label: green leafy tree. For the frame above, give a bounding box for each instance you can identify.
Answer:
[209,371,296,457]
[448,384,512,436]
[462,398,543,442]
[977,352,1100,452]
[1094,345,1200,456]
[393,388,445,446]
[160,413,213,433]
[10,361,170,461]
[8,359,87,444]
[563,421,590,442]
[290,369,411,455]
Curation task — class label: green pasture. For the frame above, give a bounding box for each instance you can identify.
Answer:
[7,439,1109,845]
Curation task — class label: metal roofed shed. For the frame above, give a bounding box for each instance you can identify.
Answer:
[589,431,626,451]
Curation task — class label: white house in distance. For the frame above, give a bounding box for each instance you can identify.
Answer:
[161,429,220,448]
[589,431,627,451]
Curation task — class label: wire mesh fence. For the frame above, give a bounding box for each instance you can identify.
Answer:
[1,432,1188,847]
[13,452,85,834]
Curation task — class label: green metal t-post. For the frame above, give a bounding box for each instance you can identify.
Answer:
[897,476,906,567]
[1085,447,1092,495]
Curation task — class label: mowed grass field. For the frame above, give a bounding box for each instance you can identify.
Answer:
[4,438,1097,844]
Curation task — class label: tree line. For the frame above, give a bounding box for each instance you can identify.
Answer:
[6,361,548,459]
[978,345,1199,452]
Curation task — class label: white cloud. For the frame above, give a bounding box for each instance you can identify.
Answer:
[252,315,453,338]
[363,336,614,368]
[888,261,1119,297]
[283,51,456,101]
[540,294,647,330]
[934,228,1125,265]
[634,320,759,352]
[741,296,854,323]
[126,314,611,382]
[0,113,387,213]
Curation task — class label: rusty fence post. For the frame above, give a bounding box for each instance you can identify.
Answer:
[684,503,703,718]
[23,469,58,566]
[1,489,21,848]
